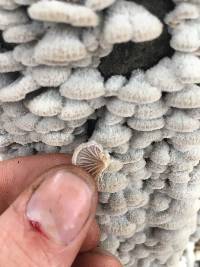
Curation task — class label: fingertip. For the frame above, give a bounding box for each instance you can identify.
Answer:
[72,249,123,267]
[80,219,100,252]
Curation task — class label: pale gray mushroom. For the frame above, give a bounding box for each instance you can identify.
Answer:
[166,85,200,109]
[172,52,200,83]
[103,1,163,44]
[15,113,39,131]
[59,99,94,121]
[165,2,199,27]
[35,117,66,134]
[150,193,171,212]
[34,26,88,65]
[126,209,146,225]
[104,216,136,237]
[95,172,128,193]
[172,130,200,146]
[1,101,27,118]
[105,75,126,97]
[3,121,26,135]
[134,101,168,120]
[107,98,136,117]
[106,191,128,216]
[0,75,39,102]
[170,22,200,53]
[28,0,99,27]
[100,235,120,254]
[31,66,71,87]
[25,89,63,117]
[60,68,105,100]
[91,123,132,148]
[3,22,45,44]
[0,133,13,147]
[121,159,146,174]
[130,130,162,149]
[111,142,130,155]
[150,141,170,165]
[0,8,28,30]
[165,110,200,132]
[127,117,165,132]
[41,130,74,146]
[113,148,144,164]
[102,110,124,126]
[145,57,184,92]
[0,51,23,72]
[124,187,149,208]
[118,71,161,104]
[0,0,18,10]
[13,42,38,67]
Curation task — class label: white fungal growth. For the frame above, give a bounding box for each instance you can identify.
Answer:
[13,42,37,67]
[60,68,105,100]
[72,141,110,177]
[34,26,88,65]
[0,51,23,73]
[3,22,45,44]
[31,66,71,87]
[166,85,200,109]
[28,1,99,27]
[0,0,200,265]
[119,71,161,104]
[172,53,200,84]
[0,8,28,30]
[0,75,39,102]
[91,123,132,148]
[25,89,63,117]
[59,99,94,121]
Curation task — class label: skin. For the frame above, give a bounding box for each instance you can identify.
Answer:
[0,153,122,267]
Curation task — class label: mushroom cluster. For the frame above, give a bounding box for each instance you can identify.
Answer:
[0,0,200,267]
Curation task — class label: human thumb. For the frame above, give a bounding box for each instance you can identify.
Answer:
[0,165,97,267]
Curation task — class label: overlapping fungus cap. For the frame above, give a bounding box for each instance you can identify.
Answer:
[118,70,161,104]
[60,68,105,100]
[24,89,63,116]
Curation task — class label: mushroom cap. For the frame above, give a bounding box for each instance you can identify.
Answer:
[0,75,39,102]
[25,89,62,117]
[3,22,45,44]
[31,66,71,87]
[172,53,200,84]
[28,0,99,27]
[34,27,87,65]
[35,117,66,134]
[91,124,132,148]
[166,85,200,109]
[134,100,168,120]
[15,113,39,131]
[41,130,74,146]
[165,110,200,132]
[59,99,94,121]
[95,172,128,193]
[146,57,184,92]
[0,51,23,73]
[127,117,165,132]
[107,98,136,117]
[60,68,105,100]
[119,71,161,104]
